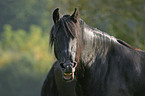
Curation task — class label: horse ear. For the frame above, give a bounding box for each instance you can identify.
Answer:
[71,8,79,22]
[53,8,60,24]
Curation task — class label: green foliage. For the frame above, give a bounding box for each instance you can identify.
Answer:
[0,0,51,31]
[0,25,54,96]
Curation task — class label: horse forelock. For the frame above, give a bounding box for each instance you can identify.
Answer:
[50,16,80,48]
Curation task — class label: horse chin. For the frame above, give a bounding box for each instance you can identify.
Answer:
[63,72,74,82]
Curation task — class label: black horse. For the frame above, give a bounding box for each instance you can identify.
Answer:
[41,8,145,96]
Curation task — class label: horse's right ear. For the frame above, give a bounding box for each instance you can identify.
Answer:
[53,8,60,24]
[71,8,79,23]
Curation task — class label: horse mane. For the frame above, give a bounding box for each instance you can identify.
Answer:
[50,15,142,52]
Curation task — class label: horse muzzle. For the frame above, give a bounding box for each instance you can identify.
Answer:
[60,62,77,81]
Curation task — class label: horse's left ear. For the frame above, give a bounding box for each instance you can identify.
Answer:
[71,8,79,23]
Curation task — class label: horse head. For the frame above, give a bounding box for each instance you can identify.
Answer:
[50,8,80,81]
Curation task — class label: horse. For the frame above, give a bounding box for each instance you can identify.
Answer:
[41,8,145,96]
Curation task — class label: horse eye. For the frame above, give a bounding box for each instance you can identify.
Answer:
[60,63,65,68]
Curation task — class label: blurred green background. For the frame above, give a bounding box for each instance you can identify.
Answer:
[0,0,144,96]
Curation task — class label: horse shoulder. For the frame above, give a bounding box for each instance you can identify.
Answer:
[41,62,59,96]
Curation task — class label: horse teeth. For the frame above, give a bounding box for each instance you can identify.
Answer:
[64,73,72,75]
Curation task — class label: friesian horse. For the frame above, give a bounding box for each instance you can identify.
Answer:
[41,8,145,96]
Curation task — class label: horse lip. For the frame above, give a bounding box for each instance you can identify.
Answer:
[64,73,72,75]
[63,72,74,81]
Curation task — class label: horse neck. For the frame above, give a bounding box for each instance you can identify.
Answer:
[81,23,117,66]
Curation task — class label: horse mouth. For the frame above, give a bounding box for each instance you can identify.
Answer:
[63,73,74,81]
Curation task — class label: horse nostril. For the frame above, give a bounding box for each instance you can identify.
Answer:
[60,63,65,68]
[73,62,77,67]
